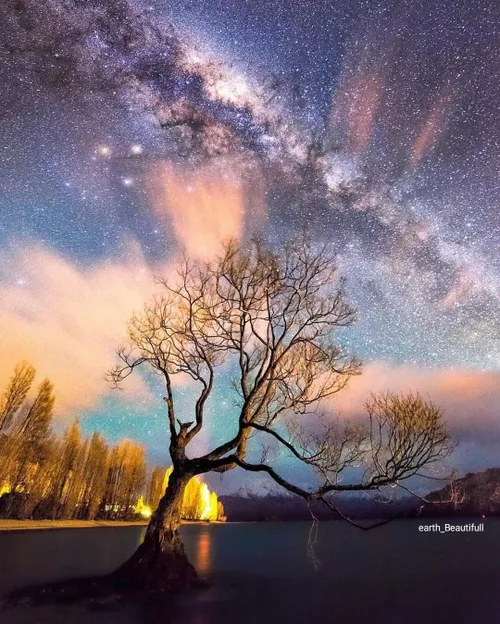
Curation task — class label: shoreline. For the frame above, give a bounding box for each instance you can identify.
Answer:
[0,519,230,532]
[0,517,491,532]
[0,519,149,532]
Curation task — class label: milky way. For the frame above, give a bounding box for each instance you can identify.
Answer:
[1,0,499,484]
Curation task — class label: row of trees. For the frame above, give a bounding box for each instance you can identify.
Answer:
[0,362,226,523]
[0,362,147,520]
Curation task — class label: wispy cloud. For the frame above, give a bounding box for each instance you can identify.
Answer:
[148,159,265,260]
[333,360,500,444]
[0,241,162,415]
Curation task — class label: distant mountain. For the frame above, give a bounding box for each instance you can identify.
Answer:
[219,493,418,522]
[221,468,500,521]
[422,467,500,517]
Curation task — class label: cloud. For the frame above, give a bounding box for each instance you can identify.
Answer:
[333,361,500,445]
[148,159,265,260]
[0,241,163,416]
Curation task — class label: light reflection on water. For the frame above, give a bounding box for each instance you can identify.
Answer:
[194,528,212,576]
[134,525,212,576]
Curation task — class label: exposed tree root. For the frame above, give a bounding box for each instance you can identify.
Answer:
[3,548,207,610]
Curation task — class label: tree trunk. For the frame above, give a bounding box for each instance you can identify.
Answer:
[113,469,198,593]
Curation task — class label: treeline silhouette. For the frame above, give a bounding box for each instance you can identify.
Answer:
[0,362,148,520]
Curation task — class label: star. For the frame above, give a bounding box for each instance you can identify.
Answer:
[97,146,112,157]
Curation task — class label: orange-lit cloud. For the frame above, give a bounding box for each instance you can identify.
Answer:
[0,241,163,416]
[149,160,264,261]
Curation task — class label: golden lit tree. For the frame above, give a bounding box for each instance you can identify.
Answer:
[0,366,55,518]
[0,363,38,488]
[217,500,225,522]
[78,432,110,520]
[109,235,454,592]
[180,471,202,520]
[54,421,87,519]
[0,362,36,433]
[9,378,55,494]
[102,439,146,519]
[160,467,222,521]
[146,466,166,512]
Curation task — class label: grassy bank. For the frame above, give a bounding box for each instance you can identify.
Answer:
[0,519,149,532]
[0,519,227,531]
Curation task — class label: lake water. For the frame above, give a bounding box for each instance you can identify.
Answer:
[0,519,498,623]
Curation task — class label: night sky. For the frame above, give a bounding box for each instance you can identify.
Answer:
[1,0,499,492]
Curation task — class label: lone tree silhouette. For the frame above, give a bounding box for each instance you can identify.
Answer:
[108,235,453,593]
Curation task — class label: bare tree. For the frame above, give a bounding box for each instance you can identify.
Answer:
[108,236,454,591]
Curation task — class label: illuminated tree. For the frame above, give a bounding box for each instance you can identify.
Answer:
[207,492,218,521]
[109,235,454,592]
[0,362,38,486]
[9,378,55,494]
[161,466,222,521]
[102,440,146,519]
[0,362,36,432]
[0,367,55,517]
[217,500,225,522]
[51,421,86,519]
[182,473,202,520]
[146,466,166,511]
[78,432,110,519]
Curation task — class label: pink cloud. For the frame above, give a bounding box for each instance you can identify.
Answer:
[148,159,265,260]
[333,361,500,442]
[0,241,166,416]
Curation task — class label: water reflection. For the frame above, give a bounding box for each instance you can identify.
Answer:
[134,525,212,577]
[194,527,212,576]
[131,525,212,577]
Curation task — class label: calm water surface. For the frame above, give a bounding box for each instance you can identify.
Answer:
[0,520,498,623]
